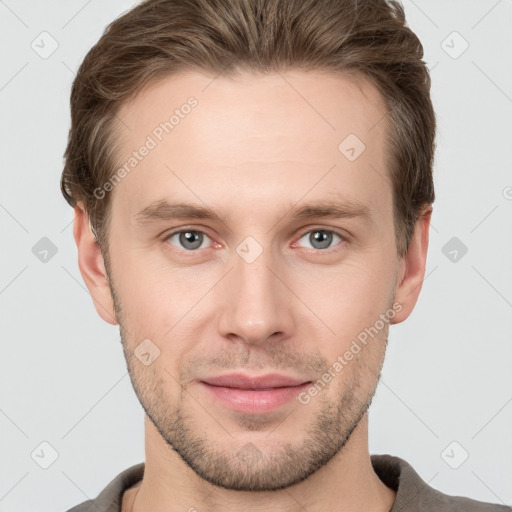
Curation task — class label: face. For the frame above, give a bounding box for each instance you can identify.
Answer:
[77,70,428,491]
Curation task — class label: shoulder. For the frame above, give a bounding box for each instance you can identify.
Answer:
[64,462,145,512]
[371,454,510,512]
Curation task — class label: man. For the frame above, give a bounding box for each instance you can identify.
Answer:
[61,0,509,511]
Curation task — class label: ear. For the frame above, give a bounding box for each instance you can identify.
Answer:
[390,205,432,324]
[73,203,118,325]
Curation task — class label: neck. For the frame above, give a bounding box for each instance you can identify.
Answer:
[126,413,396,512]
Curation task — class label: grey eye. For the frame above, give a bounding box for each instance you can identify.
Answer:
[167,230,210,251]
[297,230,342,250]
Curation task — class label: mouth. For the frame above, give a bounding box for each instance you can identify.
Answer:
[199,373,312,414]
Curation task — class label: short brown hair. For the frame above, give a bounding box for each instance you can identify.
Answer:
[61,0,435,260]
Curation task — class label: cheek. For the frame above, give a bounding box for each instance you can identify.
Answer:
[287,255,395,370]
[296,252,393,318]
[111,251,217,361]
[108,247,177,336]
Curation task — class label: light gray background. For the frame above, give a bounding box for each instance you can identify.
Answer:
[1,1,511,510]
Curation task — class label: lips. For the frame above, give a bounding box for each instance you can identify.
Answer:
[199,373,312,414]
[200,373,310,390]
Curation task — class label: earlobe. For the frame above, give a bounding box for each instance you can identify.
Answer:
[73,203,118,325]
[390,206,433,325]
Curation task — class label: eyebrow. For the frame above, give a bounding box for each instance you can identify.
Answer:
[133,197,373,227]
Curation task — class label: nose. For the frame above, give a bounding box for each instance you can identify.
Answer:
[216,244,295,347]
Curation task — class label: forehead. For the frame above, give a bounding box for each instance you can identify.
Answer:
[111,69,391,222]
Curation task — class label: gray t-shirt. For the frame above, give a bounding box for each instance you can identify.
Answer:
[66,454,511,512]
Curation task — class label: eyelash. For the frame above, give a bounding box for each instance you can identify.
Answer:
[163,227,347,255]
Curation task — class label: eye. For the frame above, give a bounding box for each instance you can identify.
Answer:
[165,230,212,251]
[163,227,345,254]
[294,229,344,251]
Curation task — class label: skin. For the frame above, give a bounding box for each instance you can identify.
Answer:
[73,69,431,512]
